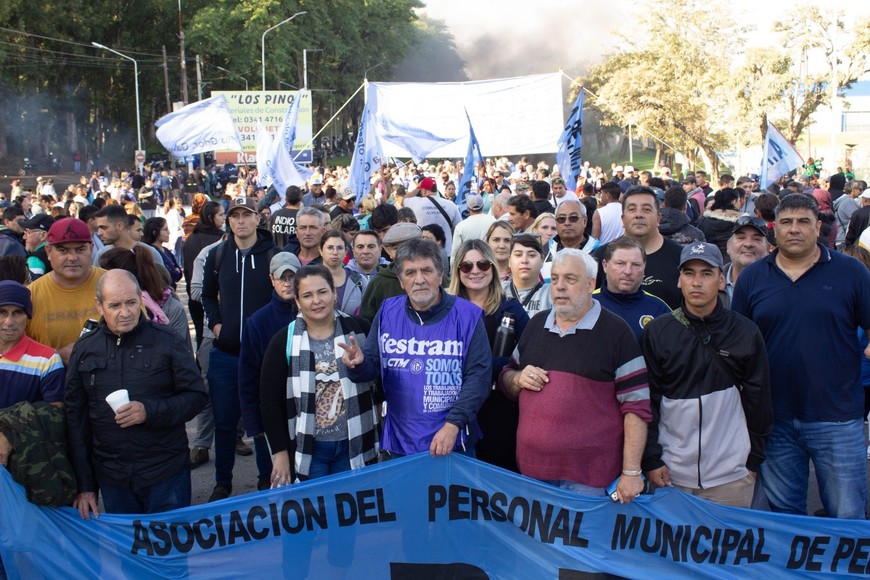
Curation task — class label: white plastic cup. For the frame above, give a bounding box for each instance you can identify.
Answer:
[105,389,130,413]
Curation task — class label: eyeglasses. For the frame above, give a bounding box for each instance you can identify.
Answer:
[458,260,493,274]
[555,214,582,224]
[274,275,295,285]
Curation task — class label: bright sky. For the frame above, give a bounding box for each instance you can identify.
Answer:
[419,0,870,80]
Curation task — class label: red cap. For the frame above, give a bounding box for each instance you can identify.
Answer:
[47,218,92,245]
[419,177,438,192]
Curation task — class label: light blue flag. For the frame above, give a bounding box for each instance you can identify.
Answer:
[760,120,804,189]
[349,101,385,203]
[556,89,585,192]
[270,94,313,199]
[457,110,483,212]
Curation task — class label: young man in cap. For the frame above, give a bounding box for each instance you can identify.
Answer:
[201,197,277,501]
[27,218,105,365]
[20,214,55,280]
[0,281,65,412]
[451,194,495,264]
[641,242,772,508]
[238,252,302,490]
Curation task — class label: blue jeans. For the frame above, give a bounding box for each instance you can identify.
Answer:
[207,347,241,485]
[308,440,351,479]
[761,418,868,519]
[99,468,191,514]
[253,434,273,482]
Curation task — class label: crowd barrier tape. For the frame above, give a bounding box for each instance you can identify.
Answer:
[2,454,869,578]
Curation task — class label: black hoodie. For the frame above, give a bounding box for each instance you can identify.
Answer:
[201,229,276,355]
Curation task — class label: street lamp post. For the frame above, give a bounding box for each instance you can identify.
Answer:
[261,12,307,91]
[303,48,322,90]
[92,42,142,155]
[215,65,249,90]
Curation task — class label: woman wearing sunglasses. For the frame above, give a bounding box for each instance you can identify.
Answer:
[449,240,529,472]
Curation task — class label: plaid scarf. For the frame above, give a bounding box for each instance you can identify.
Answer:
[285,311,380,481]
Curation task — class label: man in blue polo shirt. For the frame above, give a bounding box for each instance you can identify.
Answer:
[732,194,870,519]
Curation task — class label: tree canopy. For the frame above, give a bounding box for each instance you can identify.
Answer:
[579,0,870,177]
[0,0,463,165]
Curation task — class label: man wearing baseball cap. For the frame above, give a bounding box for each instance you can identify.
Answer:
[329,188,357,221]
[26,218,105,365]
[238,251,302,491]
[201,196,277,501]
[724,216,770,301]
[302,175,325,207]
[640,242,772,508]
[20,214,54,281]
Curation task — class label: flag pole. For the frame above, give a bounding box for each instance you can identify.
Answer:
[292,82,365,162]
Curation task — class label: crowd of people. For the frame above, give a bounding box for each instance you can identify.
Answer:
[1,154,870,576]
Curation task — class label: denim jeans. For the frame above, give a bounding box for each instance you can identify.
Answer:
[253,434,273,482]
[308,440,351,479]
[761,418,868,519]
[207,347,241,485]
[99,468,191,514]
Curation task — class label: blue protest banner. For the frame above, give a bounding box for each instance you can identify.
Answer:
[556,89,585,192]
[457,110,484,212]
[2,455,869,578]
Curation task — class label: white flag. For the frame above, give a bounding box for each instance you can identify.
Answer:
[349,101,386,203]
[377,117,461,164]
[760,120,804,189]
[270,95,313,199]
[255,122,274,188]
[155,95,242,156]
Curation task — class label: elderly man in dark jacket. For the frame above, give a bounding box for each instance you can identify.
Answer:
[65,270,207,519]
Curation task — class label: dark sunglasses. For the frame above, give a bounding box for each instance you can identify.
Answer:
[555,214,582,224]
[458,260,493,274]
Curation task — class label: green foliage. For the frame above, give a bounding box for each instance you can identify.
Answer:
[0,0,431,165]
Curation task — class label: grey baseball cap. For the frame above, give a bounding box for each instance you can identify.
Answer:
[679,242,724,271]
[270,252,302,278]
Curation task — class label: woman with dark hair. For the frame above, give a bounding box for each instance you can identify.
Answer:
[98,246,189,341]
[448,239,529,471]
[144,217,183,289]
[421,223,449,267]
[698,187,742,262]
[260,264,379,483]
[182,201,225,348]
[0,255,30,285]
[320,230,367,315]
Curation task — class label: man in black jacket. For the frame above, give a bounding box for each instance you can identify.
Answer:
[640,242,772,508]
[65,270,207,518]
[201,197,276,502]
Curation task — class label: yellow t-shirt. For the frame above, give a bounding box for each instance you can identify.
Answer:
[27,267,106,351]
